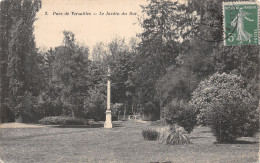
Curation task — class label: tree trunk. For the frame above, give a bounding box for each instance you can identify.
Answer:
[118,110,121,120]
[72,109,75,119]
[123,106,126,120]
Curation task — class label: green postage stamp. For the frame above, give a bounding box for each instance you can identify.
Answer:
[223,2,259,46]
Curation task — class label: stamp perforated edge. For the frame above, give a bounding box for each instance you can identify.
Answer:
[222,1,259,46]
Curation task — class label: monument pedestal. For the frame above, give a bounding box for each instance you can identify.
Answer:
[104,110,113,128]
[104,67,113,128]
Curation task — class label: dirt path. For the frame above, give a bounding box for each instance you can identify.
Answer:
[0,123,45,128]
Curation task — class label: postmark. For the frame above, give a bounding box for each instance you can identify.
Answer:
[223,2,259,46]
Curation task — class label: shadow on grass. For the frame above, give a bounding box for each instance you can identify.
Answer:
[213,140,259,144]
[190,136,209,139]
[51,123,123,128]
[198,130,212,133]
[1,123,124,142]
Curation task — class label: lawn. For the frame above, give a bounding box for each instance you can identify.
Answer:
[0,121,259,163]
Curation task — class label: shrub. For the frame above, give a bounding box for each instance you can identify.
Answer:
[158,124,191,145]
[190,73,259,143]
[143,124,191,145]
[163,99,197,133]
[13,91,42,123]
[39,116,87,125]
[142,128,160,141]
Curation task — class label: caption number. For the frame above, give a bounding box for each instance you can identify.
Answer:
[227,33,234,42]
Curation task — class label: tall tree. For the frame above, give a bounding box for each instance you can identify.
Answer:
[52,31,90,118]
[0,0,41,122]
[93,37,138,117]
[134,0,193,114]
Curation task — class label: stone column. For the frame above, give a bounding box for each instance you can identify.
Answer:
[104,67,113,128]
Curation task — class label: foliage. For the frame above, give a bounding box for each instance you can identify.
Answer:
[92,42,108,62]
[38,48,64,117]
[111,103,123,116]
[188,0,223,42]
[140,101,160,121]
[142,128,160,141]
[106,37,136,104]
[97,37,138,117]
[163,99,197,133]
[39,116,87,125]
[158,124,190,145]
[153,0,259,128]
[0,0,42,122]
[155,66,199,110]
[213,45,259,97]
[190,73,259,143]
[111,103,123,121]
[51,31,91,118]
[143,123,191,144]
[84,87,106,121]
[142,102,155,114]
[38,85,64,117]
[14,91,42,123]
[134,0,193,111]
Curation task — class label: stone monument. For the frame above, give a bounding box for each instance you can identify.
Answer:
[104,67,113,128]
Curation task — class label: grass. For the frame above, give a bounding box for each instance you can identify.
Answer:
[0,121,259,163]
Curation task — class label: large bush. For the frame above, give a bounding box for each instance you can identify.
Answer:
[190,73,259,143]
[163,99,197,133]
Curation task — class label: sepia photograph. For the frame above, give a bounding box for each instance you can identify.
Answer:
[0,0,259,162]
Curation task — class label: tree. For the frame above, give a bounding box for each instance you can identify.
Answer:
[92,42,108,62]
[102,37,138,117]
[83,57,107,120]
[187,0,223,42]
[189,73,259,143]
[155,67,198,113]
[0,0,42,122]
[134,0,194,115]
[52,31,90,118]
[84,87,106,121]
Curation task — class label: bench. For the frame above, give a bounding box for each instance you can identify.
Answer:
[128,115,141,120]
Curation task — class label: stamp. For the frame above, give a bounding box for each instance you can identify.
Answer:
[223,2,259,46]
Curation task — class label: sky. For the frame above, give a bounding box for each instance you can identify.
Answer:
[34,0,148,51]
